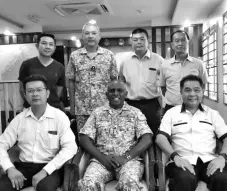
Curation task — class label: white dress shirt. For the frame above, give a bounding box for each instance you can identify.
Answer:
[119,50,164,100]
[159,56,208,106]
[158,104,227,165]
[0,104,77,174]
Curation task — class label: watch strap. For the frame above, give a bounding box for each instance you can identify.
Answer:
[170,151,179,161]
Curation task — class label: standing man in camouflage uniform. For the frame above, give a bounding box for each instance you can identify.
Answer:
[78,79,152,190]
[66,21,118,136]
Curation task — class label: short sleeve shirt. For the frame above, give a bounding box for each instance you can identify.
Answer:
[159,56,208,106]
[66,46,118,115]
[18,57,65,108]
[79,102,152,156]
[158,104,227,164]
[119,50,164,100]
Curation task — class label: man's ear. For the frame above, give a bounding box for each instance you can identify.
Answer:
[46,89,50,99]
[35,43,39,49]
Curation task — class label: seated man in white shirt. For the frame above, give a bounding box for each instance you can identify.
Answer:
[156,75,227,191]
[0,74,77,191]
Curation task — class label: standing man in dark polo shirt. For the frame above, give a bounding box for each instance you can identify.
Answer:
[18,33,65,111]
[119,28,164,133]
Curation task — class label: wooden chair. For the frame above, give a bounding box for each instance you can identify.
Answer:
[63,146,156,191]
[155,141,223,191]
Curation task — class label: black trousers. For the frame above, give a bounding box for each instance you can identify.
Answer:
[166,157,227,191]
[0,162,63,191]
[125,98,161,134]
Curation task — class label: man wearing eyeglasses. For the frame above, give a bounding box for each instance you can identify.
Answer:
[119,28,164,134]
[18,33,66,111]
[0,74,77,191]
[66,21,118,135]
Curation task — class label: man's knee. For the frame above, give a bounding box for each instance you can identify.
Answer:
[78,178,104,191]
[117,175,142,191]
[37,181,60,191]
[168,170,197,191]
[0,175,15,191]
[209,169,227,184]
[174,170,197,183]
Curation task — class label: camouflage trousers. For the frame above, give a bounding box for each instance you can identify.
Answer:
[78,159,144,191]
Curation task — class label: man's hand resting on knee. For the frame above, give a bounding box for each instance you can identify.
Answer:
[174,156,195,175]
[7,167,27,190]
[99,155,120,171]
[32,169,48,189]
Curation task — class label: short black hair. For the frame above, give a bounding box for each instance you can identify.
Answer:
[37,33,56,44]
[171,30,190,42]
[131,28,149,39]
[23,74,48,90]
[180,75,204,90]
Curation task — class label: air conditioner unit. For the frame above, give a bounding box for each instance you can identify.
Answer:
[54,2,111,16]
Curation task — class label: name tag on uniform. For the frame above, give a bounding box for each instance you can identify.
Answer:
[149,68,156,71]
[48,131,58,135]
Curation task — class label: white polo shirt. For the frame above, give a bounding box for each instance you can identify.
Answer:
[158,104,227,165]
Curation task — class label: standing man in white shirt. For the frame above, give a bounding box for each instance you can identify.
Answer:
[159,30,208,114]
[119,28,163,134]
[156,75,227,191]
[0,74,77,191]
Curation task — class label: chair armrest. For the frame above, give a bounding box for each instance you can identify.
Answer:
[62,148,84,191]
[155,145,165,191]
[148,146,156,191]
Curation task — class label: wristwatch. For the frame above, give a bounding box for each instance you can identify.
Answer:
[170,151,179,161]
[219,153,227,162]
[125,152,132,161]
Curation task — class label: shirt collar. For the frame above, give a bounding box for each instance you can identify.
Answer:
[180,103,205,113]
[170,54,193,64]
[132,49,151,59]
[25,104,55,119]
[103,101,131,112]
[80,46,104,55]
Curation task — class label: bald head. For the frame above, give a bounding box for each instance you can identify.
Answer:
[107,79,126,91]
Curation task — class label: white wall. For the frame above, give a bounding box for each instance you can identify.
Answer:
[203,0,227,122]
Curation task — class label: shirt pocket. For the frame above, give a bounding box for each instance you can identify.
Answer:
[172,122,190,135]
[75,64,90,82]
[197,120,214,135]
[40,132,59,150]
[144,68,157,84]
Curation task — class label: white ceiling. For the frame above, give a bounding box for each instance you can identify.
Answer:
[0,0,223,39]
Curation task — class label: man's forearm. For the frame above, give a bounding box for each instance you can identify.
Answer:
[127,134,152,159]
[220,137,227,154]
[156,134,175,157]
[56,86,63,98]
[80,135,105,161]
[68,80,75,114]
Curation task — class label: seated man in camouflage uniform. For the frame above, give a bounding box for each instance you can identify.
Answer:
[78,79,153,191]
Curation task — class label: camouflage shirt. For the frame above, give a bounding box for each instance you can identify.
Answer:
[66,46,118,115]
[79,102,152,156]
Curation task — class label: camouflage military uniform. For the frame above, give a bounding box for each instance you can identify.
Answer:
[66,46,118,131]
[78,102,152,191]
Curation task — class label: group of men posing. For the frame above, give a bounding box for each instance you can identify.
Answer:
[0,21,226,191]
